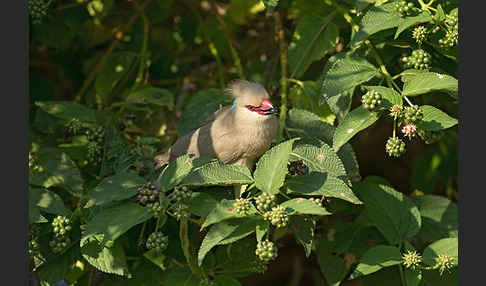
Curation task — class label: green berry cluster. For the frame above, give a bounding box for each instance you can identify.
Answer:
[412,26,428,45]
[361,90,382,111]
[171,186,192,202]
[49,216,72,253]
[66,118,83,136]
[255,240,278,263]
[403,49,431,70]
[87,142,103,165]
[255,192,276,212]
[288,160,309,176]
[86,126,105,143]
[402,250,422,270]
[386,137,406,157]
[136,183,159,206]
[29,0,50,24]
[439,29,458,48]
[29,239,40,259]
[263,205,289,228]
[394,1,420,17]
[87,0,104,17]
[403,105,424,124]
[173,203,190,220]
[417,129,444,144]
[233,198,252,215]
[145,232,168,252]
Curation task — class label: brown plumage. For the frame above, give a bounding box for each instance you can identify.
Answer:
[154,80,279,170]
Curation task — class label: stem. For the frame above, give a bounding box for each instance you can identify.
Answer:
[138,221,147,246]
[274,12,288,143]
[398,242,407,286]
[87,266,95,286]
[180,218,200,275]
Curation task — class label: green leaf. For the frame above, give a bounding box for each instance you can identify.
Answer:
[349,245,402,279]
[402,72,458,98]
[201,199,257,229]
[321,54,380,101]
[85,171,146,207]
[80,234,131,277]
[197,219,242,266]
[178,88,231,136]
[143,249,166,271]
[332,106,381,151]
[288,82,336,123]
[327,87,354,123]
[416,105,458,131]
[286,172,362,204]
[281,198,331,216]
[29,187,70,216]
[158,155,214,191]
[420,268,458,286]
[35,101,97,122]
[288,8,339,78]
[126,86,175,109]
[394,12,433,39]
[29,199,47,224]
[29,147,84,194]
[218,218,265,245]
[186,192,219,218]
[352,2,403,44]
[181,161,254,187]
[290,143,348,179]
[254,139,298,194]
[337,143,361,183]
[95,51,137,97]
[262,0,279,14]
[256,220,269,242]
[422,237,458,267]
[290,216,315,257]
[317,252,348,286]
[411,195,458,242]
[362,85,403,110]
[83,202,154,243]
[286,108,335,143]
[38,246,79,286]
[213,275,242,286]
[355,181,421,245]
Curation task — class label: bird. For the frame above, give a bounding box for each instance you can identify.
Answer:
[154,80,279,170]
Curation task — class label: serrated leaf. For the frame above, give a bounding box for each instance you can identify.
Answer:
[187,192,219,218]
[288,8,339,79]
[327,87,354,122]
[290,143,347,179]
[201,199,257,229]
[337,143,361,183]
[321,54,380,101]
[29,147,84,194]
[286,172,362,204]
[412,195,458,242]
[30,187,70,216]
[126,86,174,109]
[181,161,254,187]
[286,108,335,143]
[290,216,315,257]
[81,234,131,277]
[352,2,402,44]
[416,105,458,131]
[281,198,331,216]
[35,101,97,122]
[83,202,154,243]
[355,181,421,245]
[402,72,458,98]
[158,155,213,191]
[349,245,402,279]
[422,237,458,267]
[254,139,298,194]
[85,171,146,207]
[197,219,242,266]
[394,12,433,39]
[362,85,403,110]
[144,249,166,270]
[218,218,265,245]
[332,106,381,151]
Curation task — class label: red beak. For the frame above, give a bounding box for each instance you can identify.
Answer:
[258,99,277,115]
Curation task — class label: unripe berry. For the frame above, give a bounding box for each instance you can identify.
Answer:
[404,49,431,70]
[146,231,169,252]
[386,137,406,157]
[412,26,428,45]
[403,105,424,124]
[255,193,276,212]
[263,205,289,228]
[233,198,252,215]
[361,90,382,112]
[255,240,278,263]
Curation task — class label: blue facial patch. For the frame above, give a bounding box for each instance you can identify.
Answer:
[232,99,237,114]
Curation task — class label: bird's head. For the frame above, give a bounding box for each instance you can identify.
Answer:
[227,80,278,116]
